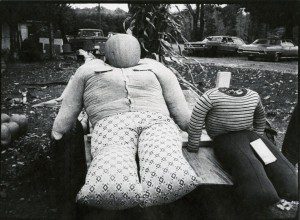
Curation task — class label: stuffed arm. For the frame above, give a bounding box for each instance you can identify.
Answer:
[253,97,266,135]
[52,68,85,140]
[187,93,212,152]
[151,62,191,131]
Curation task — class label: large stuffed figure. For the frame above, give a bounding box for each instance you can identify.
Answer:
[52,34,199,210]
[187,87,298,211]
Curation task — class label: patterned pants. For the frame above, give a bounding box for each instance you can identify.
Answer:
[77,111,199,209]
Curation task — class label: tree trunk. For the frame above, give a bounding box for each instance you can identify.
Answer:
[193,4,200,41]
[249,15,259,42]
[199,4,205,41]
[98,4,101,30]
[57,16,69,44]
[186,4,200,41]
[9,23,18,60]
[284,21,293,39]
[60,28,69,44]
[48,22,54,59]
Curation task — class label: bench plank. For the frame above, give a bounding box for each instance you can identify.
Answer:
[182,148,233,185]
[182,86,233,185]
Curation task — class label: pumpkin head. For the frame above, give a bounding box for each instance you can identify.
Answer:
[105,34,141,68]
[10,114,28,135]
[1,123,11,145]
[6,121,20,139]
[1,113,10,123]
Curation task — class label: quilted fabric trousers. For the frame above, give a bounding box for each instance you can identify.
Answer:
[76,111,199,209]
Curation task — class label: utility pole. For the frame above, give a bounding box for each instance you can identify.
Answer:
[98,3,101,30]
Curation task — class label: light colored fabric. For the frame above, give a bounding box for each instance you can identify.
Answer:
[138,121,199,207]
[76,111,199,209]
[52,58,191,135]
[76,121,142,209]
[187,88,266,152]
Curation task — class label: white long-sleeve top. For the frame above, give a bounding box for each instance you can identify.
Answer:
[52,58,191,136]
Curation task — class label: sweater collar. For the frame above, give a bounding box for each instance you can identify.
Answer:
[93,58,158,73]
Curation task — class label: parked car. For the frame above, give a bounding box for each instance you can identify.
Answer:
[68,29,108,59]
[184,36,245,56]
[237,38,298,61]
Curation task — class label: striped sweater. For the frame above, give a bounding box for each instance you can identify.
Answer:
[187,88,266,152]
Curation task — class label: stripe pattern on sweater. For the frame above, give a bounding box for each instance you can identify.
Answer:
[187,88,266,151]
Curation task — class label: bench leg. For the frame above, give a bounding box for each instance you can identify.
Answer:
[51,120,87,219]
[282,103,299,166]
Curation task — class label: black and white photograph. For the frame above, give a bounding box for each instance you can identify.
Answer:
[0,1,299,219]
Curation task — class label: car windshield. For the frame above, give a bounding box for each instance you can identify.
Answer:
[202,38,209,43]
[233,38,245,44]
[78,30,104,37]
[207,36,222,42]
[253,39,269,44]
[252,39,281,45]
[269,39,281,45]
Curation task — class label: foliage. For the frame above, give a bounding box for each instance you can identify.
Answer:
[125,4,205,95]
[125,4,186,59]
[185,4,202,41]
[74,6,128,36]
[235,8,251,42]
[174,4,248,42]
[218,4,241,36]
[242,2,299,40]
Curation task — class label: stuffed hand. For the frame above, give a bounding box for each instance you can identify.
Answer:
[51,130,63,140]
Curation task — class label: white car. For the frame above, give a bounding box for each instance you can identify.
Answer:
[238,39,298,61]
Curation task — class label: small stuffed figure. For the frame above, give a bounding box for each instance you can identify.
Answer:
[187,87,298,213]
[187,87,265,152]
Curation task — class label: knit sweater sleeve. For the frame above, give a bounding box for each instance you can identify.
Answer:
[187,93,213,152]
[150,61,191,131]
[253,97,266,135]
[52,67,85,137]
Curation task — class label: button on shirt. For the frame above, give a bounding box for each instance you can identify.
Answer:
[83,67,170,126]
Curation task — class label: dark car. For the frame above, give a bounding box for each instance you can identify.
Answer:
[69,29,108,58]
[184,36,245,56]
[237,38,298,61]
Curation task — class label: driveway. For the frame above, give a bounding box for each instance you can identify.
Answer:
[172,44,297,74]
[187,56,298,74]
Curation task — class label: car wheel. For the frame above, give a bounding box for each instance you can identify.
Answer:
[247,56,255,61]
[76,54,85,62]
[209,47,217,57]
[273,53,280,62]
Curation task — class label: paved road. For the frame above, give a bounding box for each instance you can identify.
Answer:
[187,56,298,74]
[172,44,297,74]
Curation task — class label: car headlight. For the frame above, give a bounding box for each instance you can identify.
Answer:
[94,45,100,50]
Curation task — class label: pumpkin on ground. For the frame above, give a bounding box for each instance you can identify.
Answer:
[1,123,12,145]
[1,113,10,123]
[105,34,141,68]
[5,122,20,139]
[10,114,28,135]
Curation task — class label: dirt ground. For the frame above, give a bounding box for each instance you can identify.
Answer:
[0,56,298,219]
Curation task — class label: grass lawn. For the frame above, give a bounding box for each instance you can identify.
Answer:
[0,57,298,219]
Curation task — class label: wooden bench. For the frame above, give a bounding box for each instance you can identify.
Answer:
[83,71,234,186]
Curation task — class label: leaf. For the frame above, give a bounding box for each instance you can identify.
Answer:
[123,17,132,32]
[140,42,149,52]
[145,17,156,30]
